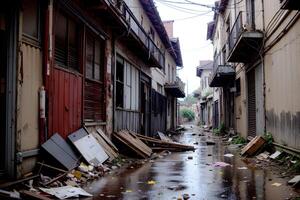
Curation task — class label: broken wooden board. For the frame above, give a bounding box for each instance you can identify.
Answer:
[97,128,118,152]
[113,130,152,158]
[136,134,195,151]
[241,136,266,156]
[20,190,52,200]
[87,128,118,161]
[68,128,109,166]
[41,133,79,170]
[157,131,173,142]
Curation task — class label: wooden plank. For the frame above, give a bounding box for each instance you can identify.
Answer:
[113,133,148,158]
[90,130,118,161]
[157,131,173,142]
[241,136,266,156]
[97,129,118,152]
[113,130,152,158]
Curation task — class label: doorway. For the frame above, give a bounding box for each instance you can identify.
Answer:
[140,74,151,136]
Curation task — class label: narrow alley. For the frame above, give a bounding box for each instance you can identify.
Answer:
[83,125,299,200]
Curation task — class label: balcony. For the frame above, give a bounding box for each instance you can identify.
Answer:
[165,77,186,98]
[227,12,263,63]
[108,1,165,69]
[210,54,235,87]
[280,0,300,10]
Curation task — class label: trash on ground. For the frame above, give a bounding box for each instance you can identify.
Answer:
[157,131,174,142]
[241,136,265,156]
[224,153,234,158]
[0,189,20,199]
[188,156,193,160]
[288,175,300,186]
[147,180,156,185]
[68,128,109,166]
[271,182,282,187]
[206,140,216,145]
[269,151,281,159]
[237,167,248,170]
[39,186,92,199]
[211,162,231,167]
[256,152,270,161]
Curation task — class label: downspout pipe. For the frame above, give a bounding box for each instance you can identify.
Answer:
[261,0,267,134]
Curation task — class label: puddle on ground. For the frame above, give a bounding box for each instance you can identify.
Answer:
[82,125,300,200]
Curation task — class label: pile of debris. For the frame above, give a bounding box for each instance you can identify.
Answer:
[239,136,300,188]
[0,128,193,199]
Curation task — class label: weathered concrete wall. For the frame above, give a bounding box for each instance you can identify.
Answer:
[16,42,42,177]
[235,66,247,138]
[264,17,300,149]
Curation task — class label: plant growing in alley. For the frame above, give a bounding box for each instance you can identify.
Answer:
[180,108,195,121]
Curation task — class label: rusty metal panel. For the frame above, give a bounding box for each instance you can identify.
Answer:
[49,68,82,139]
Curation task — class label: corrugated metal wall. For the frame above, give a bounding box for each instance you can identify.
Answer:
[48,68,82,138]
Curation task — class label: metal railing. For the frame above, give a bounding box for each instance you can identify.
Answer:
[109,0,165,69]
[228,11,244,53]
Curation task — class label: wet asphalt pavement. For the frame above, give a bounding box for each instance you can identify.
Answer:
[83,125,300,200]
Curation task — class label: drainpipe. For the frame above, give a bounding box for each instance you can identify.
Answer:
[261,0,267,134]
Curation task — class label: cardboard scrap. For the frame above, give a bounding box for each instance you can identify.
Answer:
[270,151,282,159]
[40,186,92,199]
[211,162,231,167]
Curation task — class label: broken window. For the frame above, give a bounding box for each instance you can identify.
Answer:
[84,32,105,122]
[55,11,80,71]
[116,55,139,110]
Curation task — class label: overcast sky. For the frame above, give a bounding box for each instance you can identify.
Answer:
[154,0,216,95]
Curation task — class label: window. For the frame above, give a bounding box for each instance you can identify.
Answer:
[86,34,103,81]
[84,32,105,122]
[116,55,139,110]
[55,11,79,71]
[157,83,163,94]
[22,0,40,41]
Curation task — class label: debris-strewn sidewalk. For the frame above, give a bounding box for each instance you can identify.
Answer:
[0,126,191,199]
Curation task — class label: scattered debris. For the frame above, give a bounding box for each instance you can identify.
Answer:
[288,175,300,187]
[136,134,194,152]
[211,162,231,167]
[157,131,173,143]
[0,189,20,199]
[224,154,234,158]
[270,151,282,159]
[39,186,92,199]
[183,193,190,200]
[68,128,109,166]
[206,140,216,145]
[237,167,248,170]
[167,185,187,191]
[241,136,266,156]
[113,130,152,158]
[256,152,270,161]
[271,182,282,187]
[147,180,156,185]
[187,156,193,160]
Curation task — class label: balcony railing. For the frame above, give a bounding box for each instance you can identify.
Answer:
[227,11,263,63]
[228,12,243,53]
[165,76,185,98]
[109,1,165,69]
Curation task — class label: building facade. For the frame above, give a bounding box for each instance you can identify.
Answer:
[208,0,300,149]
[0,0,184,180]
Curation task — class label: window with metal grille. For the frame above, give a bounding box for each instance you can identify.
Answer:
[54,11,79,71]
[84,32,105,122]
